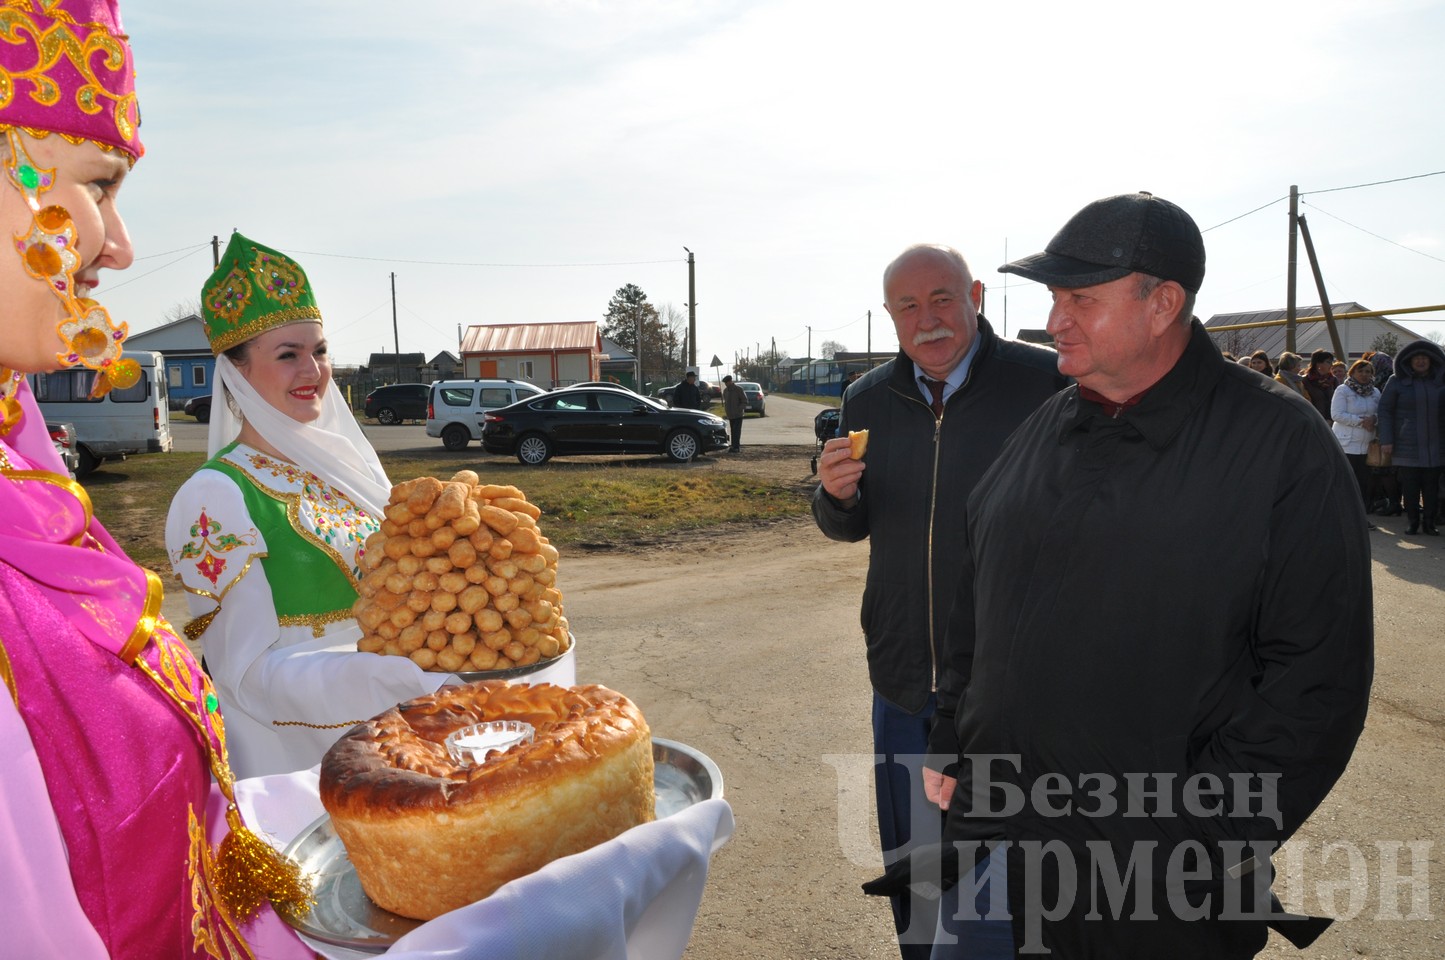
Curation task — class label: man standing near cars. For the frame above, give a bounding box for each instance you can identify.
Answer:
[721,375,746,453]
[812,244,1066,959]
[672,370,702,411]
[924,193,1373,957]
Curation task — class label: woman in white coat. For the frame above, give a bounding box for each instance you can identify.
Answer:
[1331,358,1382,511]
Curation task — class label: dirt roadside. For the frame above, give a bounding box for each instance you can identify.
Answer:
[558,446,1445,960]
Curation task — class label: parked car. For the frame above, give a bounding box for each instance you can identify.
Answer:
[652,380,714,409]
[564,381,641,393]
[482,386,729,465]
[426,378,547,450]
[46,421,79,477]
[184,394,212,423]
[364,382,430,424]
[737,381,766,416]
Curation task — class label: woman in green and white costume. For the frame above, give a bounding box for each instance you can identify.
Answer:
[166,233,450,779]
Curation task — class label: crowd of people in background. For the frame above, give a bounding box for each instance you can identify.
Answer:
[1224,340,1445,535]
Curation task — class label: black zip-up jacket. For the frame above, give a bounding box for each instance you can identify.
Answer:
[811,316,1066,712]
[929,322,1373,955]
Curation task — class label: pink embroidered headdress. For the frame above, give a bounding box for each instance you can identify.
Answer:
[0,0,143,161]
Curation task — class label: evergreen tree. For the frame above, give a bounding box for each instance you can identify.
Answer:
[602,284,671,384]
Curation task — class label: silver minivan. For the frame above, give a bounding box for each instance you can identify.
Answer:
[427,378,547,450]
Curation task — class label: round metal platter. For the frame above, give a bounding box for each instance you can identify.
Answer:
[281,737,722,953]
[453,634,577,683]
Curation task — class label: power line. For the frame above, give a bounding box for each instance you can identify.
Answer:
[1302,200,1445,265]
[324,299,390,337]
[106,245,209,291]
[1198,170,1445,234]
[133,242,209,262]
[287,249,685,268]
[1301,169,1445,197]
[1202,196,1288,233]
[810,311,873,335]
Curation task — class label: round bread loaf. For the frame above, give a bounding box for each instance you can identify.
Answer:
[320,681,655,920]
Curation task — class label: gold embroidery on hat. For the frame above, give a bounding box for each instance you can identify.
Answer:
[203,266,253,327]
[247,247,308,307]
[0,6,139,151]
[207,306,322,355]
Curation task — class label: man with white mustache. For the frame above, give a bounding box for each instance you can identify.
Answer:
[812,244,1067,959]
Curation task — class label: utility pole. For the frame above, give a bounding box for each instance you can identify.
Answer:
[866,310,871,368]
[390,272,400,383]
[1002,238,1008,338]
[635,308,643,390]
[1296,216,1345,359]
[211,235,221,269]
[806,325,812,395]
[1286,186,1299,353]
[684,247,696,369]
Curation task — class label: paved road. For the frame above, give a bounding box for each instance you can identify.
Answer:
[167,394,833,455]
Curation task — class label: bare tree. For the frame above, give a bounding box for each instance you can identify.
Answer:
[819,339,846,359]
[657,303,688,383]
[163,298,202,323]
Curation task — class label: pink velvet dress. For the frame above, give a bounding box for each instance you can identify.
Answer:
[0,383,309,960]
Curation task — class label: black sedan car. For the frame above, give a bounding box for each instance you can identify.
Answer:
[183,394,212,423]
[482,387,729,464]
[364,382,429,424]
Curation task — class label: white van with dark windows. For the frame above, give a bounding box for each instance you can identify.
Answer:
[427,378,546,450]
[29,350,173,477]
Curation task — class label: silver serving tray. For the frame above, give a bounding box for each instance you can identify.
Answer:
[453,634,576,683]
[281,737,722,953]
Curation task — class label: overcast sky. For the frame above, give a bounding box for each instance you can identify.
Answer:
[103,0,1445,373]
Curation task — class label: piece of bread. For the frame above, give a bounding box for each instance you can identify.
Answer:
[320,681,654,920]
[848,429,869,460]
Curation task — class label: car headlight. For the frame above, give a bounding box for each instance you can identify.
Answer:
[698,416,724,426]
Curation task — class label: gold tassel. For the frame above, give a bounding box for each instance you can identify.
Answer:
[215,806,314,923]
[184,608,218,642]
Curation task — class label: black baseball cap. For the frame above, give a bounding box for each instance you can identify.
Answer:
[999,192,1205,293]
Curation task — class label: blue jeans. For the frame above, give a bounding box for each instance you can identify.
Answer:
[873,691,950,960]
[932,848,1015,959]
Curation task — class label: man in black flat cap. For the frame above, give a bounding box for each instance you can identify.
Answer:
[920,193,1374,958]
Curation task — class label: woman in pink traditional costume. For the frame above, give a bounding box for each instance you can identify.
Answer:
[0,2,316,956]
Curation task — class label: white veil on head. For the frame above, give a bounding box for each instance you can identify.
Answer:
[207,352,392,518]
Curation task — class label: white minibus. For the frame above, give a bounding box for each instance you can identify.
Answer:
[29,350,173,477]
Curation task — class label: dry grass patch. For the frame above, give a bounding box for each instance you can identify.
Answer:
[84,450,810,573]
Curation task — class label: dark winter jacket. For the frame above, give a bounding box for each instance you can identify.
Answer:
[811,317,1066,712]
[1377,339,1445,468]
[672,378,702,410]
[930,321,1372,957]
